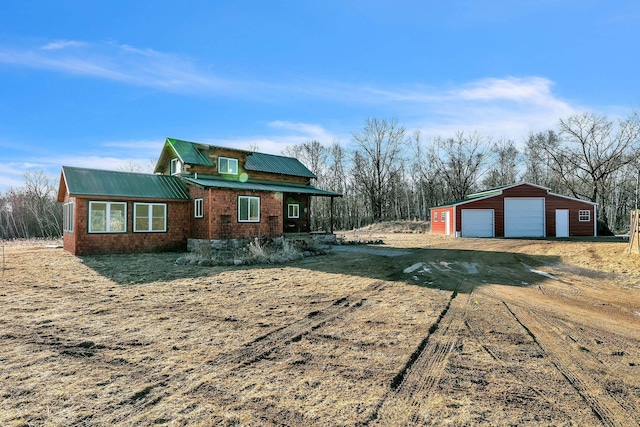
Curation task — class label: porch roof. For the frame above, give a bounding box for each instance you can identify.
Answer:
[184,176,341,197]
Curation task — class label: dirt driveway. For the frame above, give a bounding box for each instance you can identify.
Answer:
[1,234,639,426]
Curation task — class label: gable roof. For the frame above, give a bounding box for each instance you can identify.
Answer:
[156,138,316,178]
[184,176,340,197]
[244,152,316,178]
[432,182,596,209]
[166,138,215,166]
[58,166,191,201]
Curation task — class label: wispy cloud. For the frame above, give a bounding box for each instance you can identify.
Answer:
[0,40,233,93]
[40,40,87,50]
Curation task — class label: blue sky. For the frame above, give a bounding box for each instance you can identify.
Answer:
[1,0,638,192]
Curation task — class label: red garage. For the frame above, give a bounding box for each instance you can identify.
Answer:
[431,183,597,238]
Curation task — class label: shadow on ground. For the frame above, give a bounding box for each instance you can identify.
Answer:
[81,244,571,292]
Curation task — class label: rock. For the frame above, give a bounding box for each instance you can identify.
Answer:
[233,259,243,266]
[175,257,187,265]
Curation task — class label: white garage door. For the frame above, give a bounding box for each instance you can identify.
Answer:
[461,209,494,237]
[504,198,545,237]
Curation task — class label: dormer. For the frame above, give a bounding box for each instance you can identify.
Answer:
[218,156,238,175]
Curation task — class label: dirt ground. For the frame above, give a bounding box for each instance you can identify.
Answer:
[1,231,639,426]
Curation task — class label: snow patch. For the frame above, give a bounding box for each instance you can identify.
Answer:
[460,262,480,274]
[521,263,558,280]
[404,262,425,273]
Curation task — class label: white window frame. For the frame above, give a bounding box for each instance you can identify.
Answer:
[194,198,204,218]
[134,203,167,232]
[441,212,446,222]
[238,196,260,223]
[288,203,300,219]
[433,212,438,222]
[578,210,591,222]
[218,156,238,175]
[170,158,182,175]
[63,201,74,233]
[88,201,127,233]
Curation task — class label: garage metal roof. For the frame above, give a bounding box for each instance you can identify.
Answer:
[61,166,191,200]
[431,182,596,209]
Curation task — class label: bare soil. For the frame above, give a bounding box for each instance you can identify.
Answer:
[1,232,639,426]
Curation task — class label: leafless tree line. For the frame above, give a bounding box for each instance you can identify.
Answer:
[2,111,639,240]
[288,112,640,233]
[0,171,62,240]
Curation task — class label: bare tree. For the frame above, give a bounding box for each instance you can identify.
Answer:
[118,160,156,173]
[428,131,489,200]
[521,130,563,189]
[543,112,640,224]
[482,139,520,188]
[0,171,62,239]
[351,118,407,222]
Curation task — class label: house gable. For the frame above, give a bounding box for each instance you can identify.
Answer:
[154,138,316,185]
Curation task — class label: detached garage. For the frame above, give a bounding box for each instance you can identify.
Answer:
[431,182,597,238]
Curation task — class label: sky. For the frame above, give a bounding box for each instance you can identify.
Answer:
[1,0,638,193]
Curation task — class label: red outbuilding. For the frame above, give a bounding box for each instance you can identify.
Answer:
[430,182,597,238]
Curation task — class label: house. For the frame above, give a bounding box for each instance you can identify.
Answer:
[430,182,597,238]
[57,138,341,255]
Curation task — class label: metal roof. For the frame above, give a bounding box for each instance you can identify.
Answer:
[166,138,315,178]
[245,152,316,178]
[61,166,191,200]
[166,138,214,166]
[184,177,341,197]
[431,182,596,209]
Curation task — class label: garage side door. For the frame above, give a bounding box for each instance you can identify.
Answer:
[461,209,494,237]
[504,198,545,237]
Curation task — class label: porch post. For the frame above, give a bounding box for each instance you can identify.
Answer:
[330,196,334,234]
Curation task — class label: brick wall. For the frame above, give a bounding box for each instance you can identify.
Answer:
[189,186,209,239]
[65,197,190,255]
[207,188,283,239]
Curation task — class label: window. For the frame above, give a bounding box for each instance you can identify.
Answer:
[134,203,167,232]
[63,201,74,233]
[579,210,591,222]
[170,158,182,175]
[441,212,446,222]
[288,203,300,218]
[433,212,438,222]
[238,196,260,222]
[89,201,127,233]
[218,156,238,175]
[194,198,204,218]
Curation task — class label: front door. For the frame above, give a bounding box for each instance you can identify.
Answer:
[444,211,451,235]
[555,209,569,237]
[283,194,309,233]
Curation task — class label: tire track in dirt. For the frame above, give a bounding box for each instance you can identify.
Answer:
[367,287,471,426]
[186,281,390,415]
[502,299,638,427]
[218,281,388,371]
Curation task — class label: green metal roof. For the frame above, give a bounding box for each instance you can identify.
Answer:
[166,138,214,166]
[165,138,315,178]
[184,177,341,197]
[62,166,191,200]
[245,152,316,178]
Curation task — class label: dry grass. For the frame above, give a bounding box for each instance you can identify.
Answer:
[1,230,639,426]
